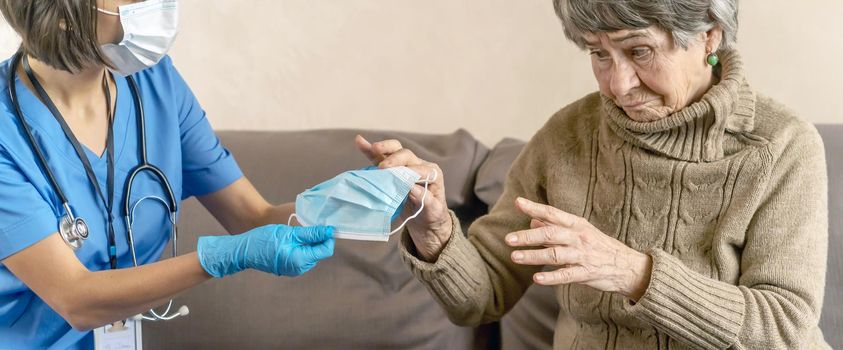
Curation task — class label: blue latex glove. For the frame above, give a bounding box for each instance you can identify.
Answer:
[197,224,335,278]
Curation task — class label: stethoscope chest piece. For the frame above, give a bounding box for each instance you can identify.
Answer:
[59,214,89,251]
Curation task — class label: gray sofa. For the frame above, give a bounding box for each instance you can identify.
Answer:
[144,125,842,349]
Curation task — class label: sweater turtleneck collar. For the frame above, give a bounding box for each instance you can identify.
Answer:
[603,50,756,162]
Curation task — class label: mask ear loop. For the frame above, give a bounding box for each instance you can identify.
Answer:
[96,7,120,16]
[387,169,437,235]
[286,169,438,236]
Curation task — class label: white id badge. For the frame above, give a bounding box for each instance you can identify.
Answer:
[93,319,142,350]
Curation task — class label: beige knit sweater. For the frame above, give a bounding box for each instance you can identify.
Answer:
[400,51,830,349]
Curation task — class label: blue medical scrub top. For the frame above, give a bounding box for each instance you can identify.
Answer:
[0,55,243,349]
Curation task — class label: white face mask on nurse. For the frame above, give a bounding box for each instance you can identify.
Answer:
[96,0,180,76]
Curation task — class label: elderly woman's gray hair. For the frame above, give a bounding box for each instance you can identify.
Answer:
[554,0,738,51]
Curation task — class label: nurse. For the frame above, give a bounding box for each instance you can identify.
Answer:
[0,0,335,348]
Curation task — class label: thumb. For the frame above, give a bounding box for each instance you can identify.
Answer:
[355,135,381,163]
[295,226,335,244]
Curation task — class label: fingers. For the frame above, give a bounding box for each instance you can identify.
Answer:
[379,148,425,169]
[533,266,590,286]
[304,237,335,261]
[408,184,425,202]
[363,140,440,185]
[294,225,335,244]
[286,236,334,277]
[405,163,447,210]
[505,225,576,247]
[379,151,446,204]
[371,139,404,156]
[406,164,441,183]
[530,218,548,229]
[355,138,448,221]
[356,136,405,165]
[289,229,335,276]
[355,135,381,163]
[515,197,582,228]
[511,246,579,266]
[407,183,445,213]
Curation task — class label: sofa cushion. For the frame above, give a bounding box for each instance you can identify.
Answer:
[143,129,492,349]
[474,138,526,208]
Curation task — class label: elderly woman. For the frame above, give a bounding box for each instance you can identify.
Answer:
[357,0,829,349]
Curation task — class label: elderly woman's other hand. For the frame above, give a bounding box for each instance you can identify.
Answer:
[354,135,453,262]
[507,197,653,301]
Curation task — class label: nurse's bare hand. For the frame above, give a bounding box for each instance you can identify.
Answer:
[355,135,452,262]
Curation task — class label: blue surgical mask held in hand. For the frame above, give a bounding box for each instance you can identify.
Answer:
[289,166,438,242]
[197,224,335,278]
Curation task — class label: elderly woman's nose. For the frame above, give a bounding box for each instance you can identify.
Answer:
[608,61,640,98]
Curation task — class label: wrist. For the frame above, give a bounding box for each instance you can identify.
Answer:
[254,203,295,229]
[190,251,215,279]
[623,251,652,301]
[197,235,243,278]
[197,236,224,278]
[414,216,453,263]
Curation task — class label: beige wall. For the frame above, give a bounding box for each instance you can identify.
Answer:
[1,1,841,145]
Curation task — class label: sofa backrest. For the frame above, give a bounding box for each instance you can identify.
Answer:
[143,129,494,349]
[489,124,843,349]
[818,124,843,348]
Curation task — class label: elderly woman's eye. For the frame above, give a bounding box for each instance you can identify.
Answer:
[631,47,652,59]
[589,50,610,60]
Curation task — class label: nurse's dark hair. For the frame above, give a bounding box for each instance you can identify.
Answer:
[0,0,110,73]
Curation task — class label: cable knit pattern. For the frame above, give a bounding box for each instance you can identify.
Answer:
[400,51,830,349]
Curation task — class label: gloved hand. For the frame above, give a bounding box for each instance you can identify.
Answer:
[197,224,335,278]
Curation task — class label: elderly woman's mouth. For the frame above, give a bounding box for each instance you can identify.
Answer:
[619,99,657,111]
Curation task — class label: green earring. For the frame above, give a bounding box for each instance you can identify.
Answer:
[706,52,719,66]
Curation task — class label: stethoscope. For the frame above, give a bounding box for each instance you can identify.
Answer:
[6,52,188,321]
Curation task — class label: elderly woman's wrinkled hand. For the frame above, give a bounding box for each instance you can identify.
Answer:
[507,197,653,301]
[354,135,453,262]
